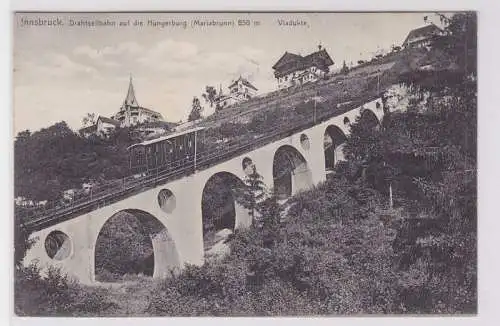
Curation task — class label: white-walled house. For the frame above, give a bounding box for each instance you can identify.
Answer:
[78,116,120,138]
[402,23,444,49]
[96,116,121,136]
[272,45,334,90]
[216,76,258,109]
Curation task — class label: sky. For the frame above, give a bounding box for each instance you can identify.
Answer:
[13,12,447,134]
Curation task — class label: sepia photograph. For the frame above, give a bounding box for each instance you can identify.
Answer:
[12,10,477,317]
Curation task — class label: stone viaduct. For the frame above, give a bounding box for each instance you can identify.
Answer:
[23,97,384,284]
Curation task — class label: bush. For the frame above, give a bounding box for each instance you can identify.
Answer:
[218,122,249,138]
[15,264,117,316]
[144,174,400,316]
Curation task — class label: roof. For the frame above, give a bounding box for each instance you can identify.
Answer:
[272,52,303,69]
[272,48,334,77]
[138,106,164,118]
[118,75,163,119]
[228,76,258,91]
[97,116,121,127]
[303,49,334,68]
[403,24,443,45]
[127,127,205,149]
[124,75,139,107]
[116,105,164,119]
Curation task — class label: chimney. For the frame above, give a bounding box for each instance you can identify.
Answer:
[318,43,322,51]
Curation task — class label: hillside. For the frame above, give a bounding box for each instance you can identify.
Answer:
[13,45,456,228]
[15,88,477,314]
[14,12,477,317]
[195,47,439,130]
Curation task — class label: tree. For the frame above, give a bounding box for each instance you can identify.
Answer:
[343,114,383,164]
[237,165,267,225]
[14,120,133,204]
[188,97,203,122]
[82,113,97,127]
[432,12,477,76]
[340,60,349,75]
[202,86,218,108]
[16,130,31,141]
[14,213,35,269]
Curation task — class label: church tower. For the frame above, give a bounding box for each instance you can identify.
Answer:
[122,75,139,110]
[112,74,164,127]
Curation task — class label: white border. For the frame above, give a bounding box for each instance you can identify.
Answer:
[3,1,500,326]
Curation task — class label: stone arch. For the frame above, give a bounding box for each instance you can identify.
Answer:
[201,171,251,249]
[360,108,380,129]
[94,209,179,282]
[324,125,348,172]
[273,145,313,199]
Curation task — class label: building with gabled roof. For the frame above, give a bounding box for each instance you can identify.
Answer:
[111,75,164,127]
[96,116,120,136]
[272,45,334,89]
[402,23,444,49]
[215,76,258,109]
[228,76,258,93]
[79,115,121,138]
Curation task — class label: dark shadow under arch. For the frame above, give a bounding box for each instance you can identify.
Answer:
[201,172,249,249]
[360,108,380,129]
[324,125,348,172]
[273,145,313,199]
[94,209,179,282]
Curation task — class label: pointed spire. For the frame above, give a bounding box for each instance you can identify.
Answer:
[124,74,138,107]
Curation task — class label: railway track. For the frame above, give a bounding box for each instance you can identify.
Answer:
[19,89,384,233]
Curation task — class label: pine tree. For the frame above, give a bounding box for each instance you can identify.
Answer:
[238,165,267,225]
